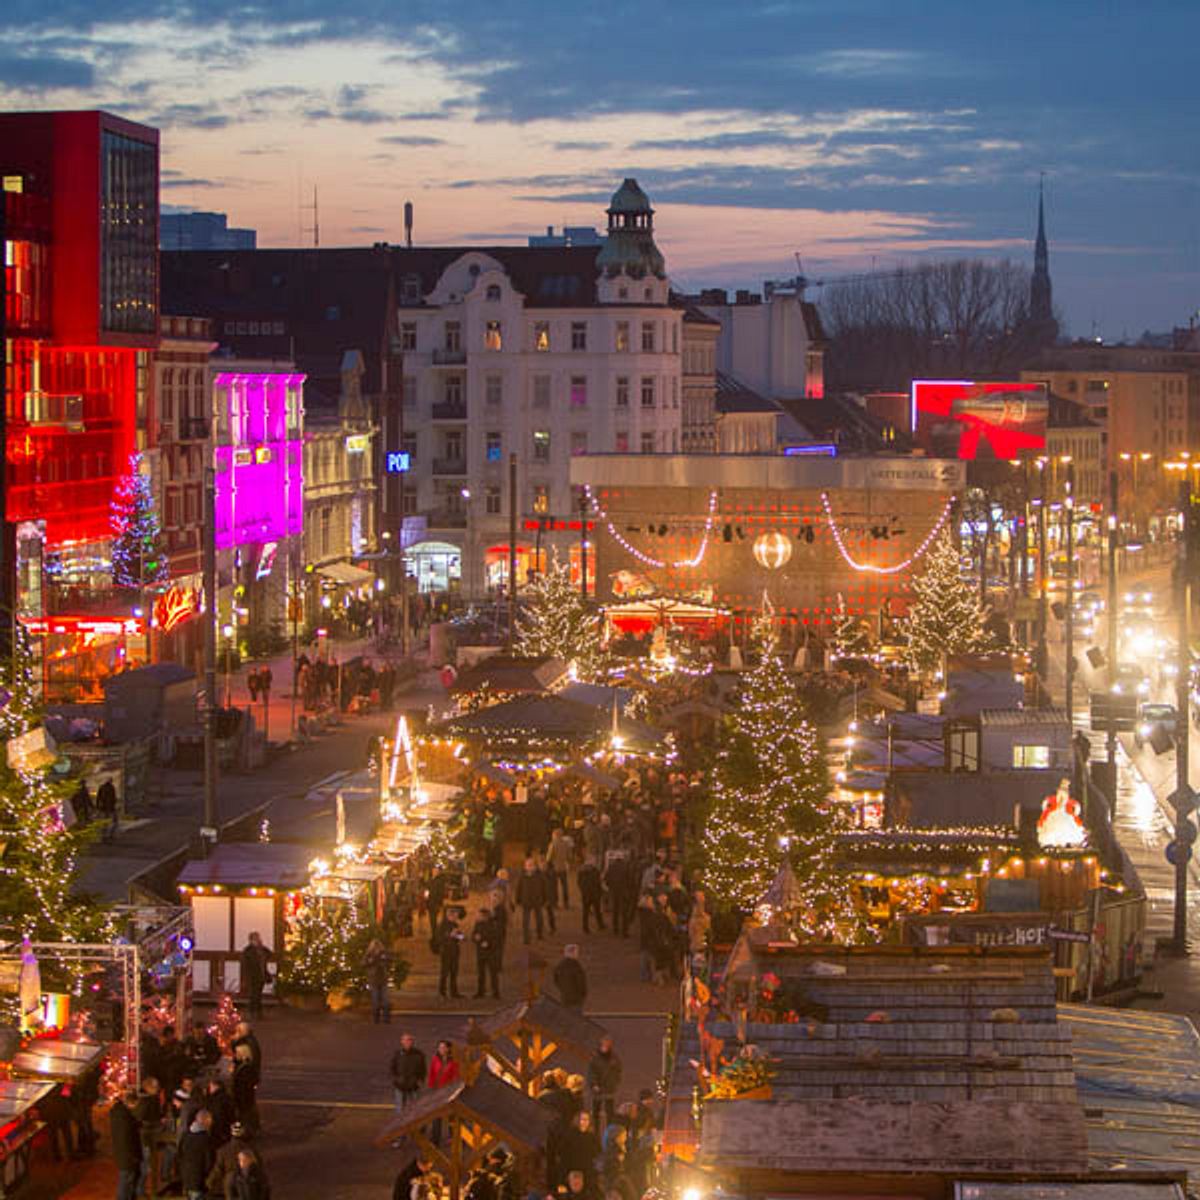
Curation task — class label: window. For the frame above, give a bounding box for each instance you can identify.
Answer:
[486,486,502,515]
[616,377,630,408]
[403,375,416,407]
[401,274,422,304]
[532,484,550,514]
[486,431,502,462]
[1013,745,1051,769]
[534,321,550,352]
[615,321,629,352]
[485,374,503,406]
[445,376,463,406]
[571,321,587,351]
[570,376,588,407]
[533,375,551,408]
[533,430,551,461]
[671,376,679,408]
[325,306,340,322]
[641,322,655,352]
[402,490,418,515]
[640,431,655,454]
[485,319,503,350]
[615,431,629,453]
[486,284,502,301]
[671,323,678,354]
[444,321,461,352]
[618,287,628,299]
[400,322,417,351]
[401,432,417,462]
[641,376,656,408]
[571,432,588,456]
[445,430,463,460]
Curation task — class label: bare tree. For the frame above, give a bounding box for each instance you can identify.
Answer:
[820,259,1045,393]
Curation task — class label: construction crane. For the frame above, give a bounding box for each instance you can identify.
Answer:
[773,252,914,300]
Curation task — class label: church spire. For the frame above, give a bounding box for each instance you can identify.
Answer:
[1030,175,1056,343]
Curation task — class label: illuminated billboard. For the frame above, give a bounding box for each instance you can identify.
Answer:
[911,380,1048,459]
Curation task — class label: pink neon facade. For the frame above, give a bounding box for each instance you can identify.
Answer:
[212,371,304,548]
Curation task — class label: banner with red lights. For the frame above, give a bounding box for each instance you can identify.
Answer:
[911,380,1048,459]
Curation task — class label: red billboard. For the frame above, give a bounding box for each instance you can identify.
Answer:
[911,380,1048,459]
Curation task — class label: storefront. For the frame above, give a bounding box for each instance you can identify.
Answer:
[410,539,462,593]
[22,614,145,703]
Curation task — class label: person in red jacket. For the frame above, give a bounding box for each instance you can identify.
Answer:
[427,1041,459,1146]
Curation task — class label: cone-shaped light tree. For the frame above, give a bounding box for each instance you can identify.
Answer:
[904,530,985,675]
[111,452,169,592]
[831,593,872,659]
[701,619,859,936]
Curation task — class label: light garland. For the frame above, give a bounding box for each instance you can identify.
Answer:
[821,493,955,574]
[586,486,719,569]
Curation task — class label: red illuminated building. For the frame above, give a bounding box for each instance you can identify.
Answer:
[2,111,159,551]
[2,111,160,696]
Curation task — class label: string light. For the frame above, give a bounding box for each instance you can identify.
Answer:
[821,493,955,574]
[585,486,719,569]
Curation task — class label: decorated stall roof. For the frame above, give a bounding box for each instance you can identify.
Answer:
[889,770,1060,829]
[177,843,313,889]
[449,656,569,697]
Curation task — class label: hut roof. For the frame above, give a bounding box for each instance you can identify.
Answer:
[472,993,607,1058]
[698,1097,1088,1173]
[374,1070,553,1150]
[435,694,662,752]
[450,656,568,697]
[177,842,312,889]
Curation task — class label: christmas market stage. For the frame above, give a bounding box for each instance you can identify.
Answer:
[570,452,964,627]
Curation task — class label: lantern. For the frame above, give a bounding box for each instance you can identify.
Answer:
[753,530,792,570]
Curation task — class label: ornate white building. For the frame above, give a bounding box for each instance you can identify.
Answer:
[397,179,683,596]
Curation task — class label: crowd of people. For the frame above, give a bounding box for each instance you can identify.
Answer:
[108,1019,271,1199]
[295,653,401,715]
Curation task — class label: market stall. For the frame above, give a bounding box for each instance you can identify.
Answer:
[0,1079,53,1197]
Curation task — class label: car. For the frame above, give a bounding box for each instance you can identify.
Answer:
[1079,591,1104,615]
[1135,702,1177,749]
[1122,589,1156,617]
[1112,663,1151,698]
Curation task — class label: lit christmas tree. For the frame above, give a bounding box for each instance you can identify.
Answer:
[208,992,242,1056]
[903,530,985,676]
[700,619,853,934]
[110,452,169,591]
[0,625,107,941]
[514,551,604,679]
[276,900,370,997]
[830,593,872,659]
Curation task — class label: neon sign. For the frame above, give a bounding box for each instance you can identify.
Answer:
[386,452,411,473]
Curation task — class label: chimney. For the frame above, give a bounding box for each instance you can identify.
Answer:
[404,201,413,248]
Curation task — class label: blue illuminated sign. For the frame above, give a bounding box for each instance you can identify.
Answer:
[386,452,411,473]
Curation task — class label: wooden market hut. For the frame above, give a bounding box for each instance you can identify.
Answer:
[374,1069,553,1200]
[465,993,608,1095]
[450,656,569,704]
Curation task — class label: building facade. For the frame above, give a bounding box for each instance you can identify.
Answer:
[160,210,257,250]
[681,307,719,452]
[1,110,160,697]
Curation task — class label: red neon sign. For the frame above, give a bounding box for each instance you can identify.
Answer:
[153,586,200,633]
[22,615,144,637]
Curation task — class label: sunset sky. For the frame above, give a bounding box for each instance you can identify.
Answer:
[3,0,1197,339]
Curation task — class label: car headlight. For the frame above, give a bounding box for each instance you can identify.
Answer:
[1138,724,1151,737]
[1112,682,1123,694]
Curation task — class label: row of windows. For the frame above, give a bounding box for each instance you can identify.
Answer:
[399,319,678,355]
[222,320,286,336]
[417,373,680,410]
[401,425,679,464]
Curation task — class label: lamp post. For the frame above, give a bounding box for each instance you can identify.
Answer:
[1166,457,1198,955]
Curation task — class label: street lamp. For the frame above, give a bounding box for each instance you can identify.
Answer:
[221,623,235,708]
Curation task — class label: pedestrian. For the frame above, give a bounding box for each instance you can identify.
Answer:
[364,938,392,1024]
[516,857,546,944]
[72,778,92,825]
[203,1075,235,1148]
[526,787,549,856]
[552,944,588,1011]
[471,907,501,1000]
[260,665,273,700]
[392,1154,431,1200]
[248,669,260,703]
[231,1022,262,1074]
[481,806,503,878]
[558,1112,601,1189]
[390,1033,427,1112]
[578,856,605,934]
[239,932,274,1018]
[178,1107,213,1200]
[109,1090,143,1200]
[183,1019,220,1074]
[604,854,634,938]
[548,827,574,908]
[428,1040,460,1146]
[96,777,119,839]
[233,1043,261,1135]
[437,908,464,999]
[556,1167,601,1200]
[206,1121,259,1198]
[490,888,509,961]
[538,854,558,936]
[228,1147,271,1200]
[687,891,712,959]
[636,896,657,984]
[586,1036,622,1131]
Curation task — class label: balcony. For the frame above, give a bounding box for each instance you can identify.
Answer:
[431,402,468,421]
[432,348,467,366]
[428,508,467,529]
[432,456,468,476]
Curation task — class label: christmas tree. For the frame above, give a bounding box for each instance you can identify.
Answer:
[276,900,371,997]
[514,551,604,679]
[700,619,854,935]
[904,530,985,676]
[830,594,871,659]
[110,452,169,591]
[0,625,107,942]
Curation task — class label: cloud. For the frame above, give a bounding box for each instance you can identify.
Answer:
[0,51,94,88]
[631,130,819,152]
[380,134,447,147]
[149,102,231,129]
[161,176,220,189]
[552,140,611,152]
